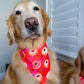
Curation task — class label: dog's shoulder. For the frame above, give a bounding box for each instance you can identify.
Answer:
[47,48,60,84]
[1,65,17,84]
[11,49,24,71]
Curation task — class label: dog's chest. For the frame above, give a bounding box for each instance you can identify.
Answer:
[18,69,40,84]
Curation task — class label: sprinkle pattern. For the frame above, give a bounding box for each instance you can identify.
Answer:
[20,43,50,84]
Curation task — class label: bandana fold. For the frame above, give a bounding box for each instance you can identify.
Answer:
[79,72,84,84]
[20,43,50,84]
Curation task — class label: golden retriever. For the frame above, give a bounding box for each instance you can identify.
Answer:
[61,47,84,84]
[1,1,59,84]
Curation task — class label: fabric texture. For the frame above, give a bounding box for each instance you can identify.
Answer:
[79,72,84,84]
[20,43,50,84]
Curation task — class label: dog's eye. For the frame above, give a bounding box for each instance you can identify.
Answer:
[34,7,39,11]
[16,11,21,15]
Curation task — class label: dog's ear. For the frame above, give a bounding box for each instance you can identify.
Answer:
[78,47,84,72]
[41,9,52,37]
[7,13,15,45]
[74,47,84,75]
[74,56,79,68]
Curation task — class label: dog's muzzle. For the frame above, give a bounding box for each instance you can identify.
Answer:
[25,17,39,31]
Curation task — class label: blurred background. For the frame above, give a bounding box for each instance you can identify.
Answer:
[0,0,84,81]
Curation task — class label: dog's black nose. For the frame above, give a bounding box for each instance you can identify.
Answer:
[25,17,38,31]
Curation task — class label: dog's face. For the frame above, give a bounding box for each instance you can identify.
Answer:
[14,1,43,39]
[74,47,84,76]
[7,1,52,45]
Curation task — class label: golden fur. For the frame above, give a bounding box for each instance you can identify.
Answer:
[1,1,59,84]
[61,47,84,84]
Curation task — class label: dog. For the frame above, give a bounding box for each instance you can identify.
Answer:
[1,1,59,84]
[61,47,84,84]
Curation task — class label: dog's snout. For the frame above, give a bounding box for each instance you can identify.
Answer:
[25,17,38,30]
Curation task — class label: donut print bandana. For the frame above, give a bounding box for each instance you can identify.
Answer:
[20,43,50,84]
[79,72,84,84]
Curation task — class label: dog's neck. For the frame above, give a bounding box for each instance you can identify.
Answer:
[18,35,47,49]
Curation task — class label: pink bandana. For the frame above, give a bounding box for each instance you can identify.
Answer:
[20,43,50,84]
[79,72,84,84]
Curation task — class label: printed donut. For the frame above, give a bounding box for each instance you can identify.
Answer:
[44,60,49,68]
[33,61,41,69]
[35,73,42,81]
[42,47,48,55]
[29,49,37,56]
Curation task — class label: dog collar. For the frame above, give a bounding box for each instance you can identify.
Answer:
[20,43,50,84]
[79,72,84,84]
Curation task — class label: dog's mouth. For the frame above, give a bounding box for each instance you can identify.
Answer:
[25,30,41,39]
[25,33,41,39]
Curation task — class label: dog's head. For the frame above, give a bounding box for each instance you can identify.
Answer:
[74,47,84,75]
[7,1,52,45]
